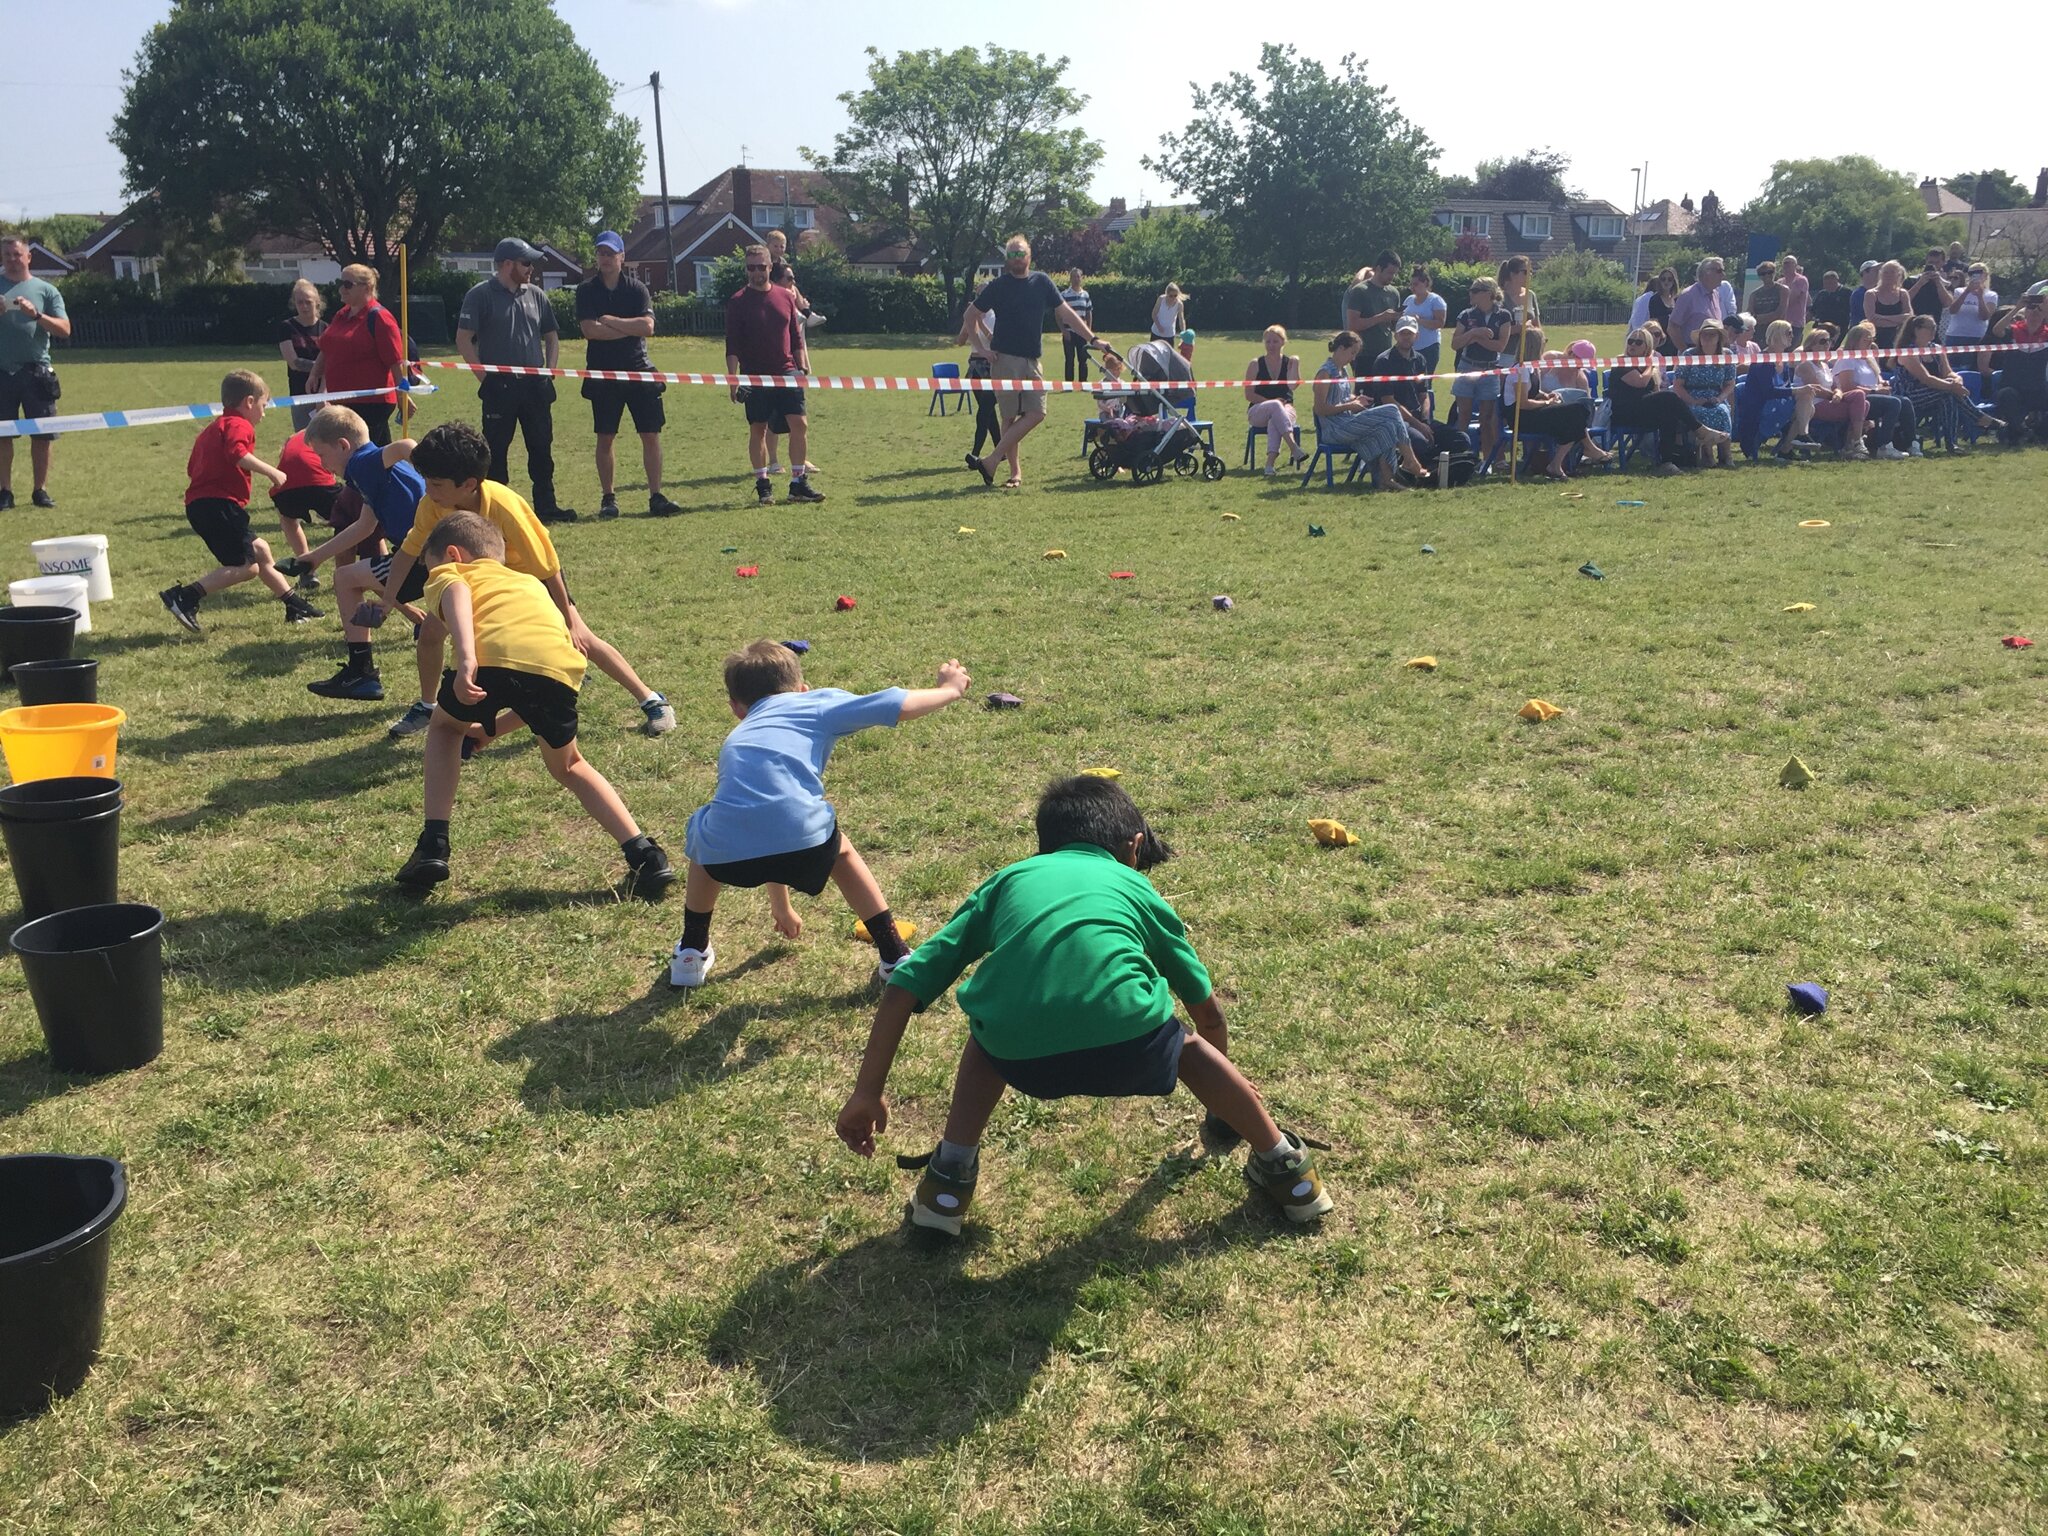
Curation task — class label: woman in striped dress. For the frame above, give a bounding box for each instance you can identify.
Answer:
[1313,332,1431,488]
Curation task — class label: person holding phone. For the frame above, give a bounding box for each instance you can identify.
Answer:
[1943,262,1997,378]
[0,234,71,509]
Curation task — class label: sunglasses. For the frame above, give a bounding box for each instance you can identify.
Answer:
[337,278,360,288]
[745,263,769,271]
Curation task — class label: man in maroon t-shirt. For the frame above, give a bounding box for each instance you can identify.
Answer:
[725,244,823,506]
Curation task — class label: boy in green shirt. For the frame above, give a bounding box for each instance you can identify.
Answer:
[836,775,1333,1234]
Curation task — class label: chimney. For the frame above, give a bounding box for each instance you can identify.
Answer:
[1107,197,1126,218]
[2035,168,2048,207]
[732,167,753,223]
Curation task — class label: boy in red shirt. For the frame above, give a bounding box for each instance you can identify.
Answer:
[269,427,338,595]
[160,370,322,632]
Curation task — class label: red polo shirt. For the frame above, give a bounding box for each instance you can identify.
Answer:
[724,284,804,375]
[186,415,257,506]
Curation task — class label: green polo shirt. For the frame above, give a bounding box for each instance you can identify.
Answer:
[888,843,1212,1060]
[0,276,64,370]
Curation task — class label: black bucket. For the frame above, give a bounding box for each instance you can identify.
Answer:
[0,606,78,683]
[10,658,98,705]
[0,775,123,824]
[10,903,163,1074]
[0,800,120,922]
[0,1154,128,1418]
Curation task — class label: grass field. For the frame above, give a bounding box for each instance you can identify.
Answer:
[1,332,2044,1535]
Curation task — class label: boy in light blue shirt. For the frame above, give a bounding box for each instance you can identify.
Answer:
[670,639,971,988]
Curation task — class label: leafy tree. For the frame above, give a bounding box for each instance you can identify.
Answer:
[1452,232,1493,264]
[1740,158,1937,277]
[1145,46,1442,312]
[1526,249,1631,306]
[805,46,1102,315]
[14,215,102,258]
[1101,211,1236,287]
[1946,169,2028,211]
[1436,173,1477,200]
[1472,149,1578,204]
[113,0,642,280]
[1031,223,1112,279]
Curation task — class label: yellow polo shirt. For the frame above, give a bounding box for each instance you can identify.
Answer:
[422,559,586,690]
[402,480,561,582]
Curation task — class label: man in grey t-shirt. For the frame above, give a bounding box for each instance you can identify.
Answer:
[457,237,574,522]
[0,234,72,510]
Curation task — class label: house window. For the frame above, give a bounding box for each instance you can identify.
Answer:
[789,206,813,230]
[1583,215,1625,240]
[113,256,140,281]
[1517,213,1552,240]
[1455,214,1490,237]
[751,206,784,228]
[694,261,715,297]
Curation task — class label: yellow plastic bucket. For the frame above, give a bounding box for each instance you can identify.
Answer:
[0,705,126,783]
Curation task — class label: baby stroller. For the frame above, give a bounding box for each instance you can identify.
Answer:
[1085,341,1227,486]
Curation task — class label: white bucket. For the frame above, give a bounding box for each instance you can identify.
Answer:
[8,575,91,635]
[31,535,112,603]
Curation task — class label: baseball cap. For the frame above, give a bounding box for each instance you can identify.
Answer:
[594,230,625,254]
[1394,315,1420,334]
[494,237,545,265]
[1859,260,1880,274]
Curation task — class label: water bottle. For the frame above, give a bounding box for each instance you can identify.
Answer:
[1436,450,1450,489]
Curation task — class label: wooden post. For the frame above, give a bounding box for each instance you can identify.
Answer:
[398,245,413,433]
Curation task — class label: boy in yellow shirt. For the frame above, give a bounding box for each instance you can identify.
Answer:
[395,510,675,897]
[358,421,675,740]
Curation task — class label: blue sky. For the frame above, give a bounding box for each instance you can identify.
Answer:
[11,0,2040,231]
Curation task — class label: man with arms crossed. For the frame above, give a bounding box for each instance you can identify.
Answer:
[577,230,680,519]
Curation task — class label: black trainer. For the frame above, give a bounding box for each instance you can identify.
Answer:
[159,585,202,633]
[0,489,13,511]
[395,845,450,892]
[307,664,384,701]
[648,492,682,517]
[536,504,578,525]
[282,592,322,623]
[623,837,677,901]
[598,493,620,520]
[30,488,54,509]
[787,480,826,504]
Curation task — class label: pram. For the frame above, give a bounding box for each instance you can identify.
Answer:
[1084,341,1227,485]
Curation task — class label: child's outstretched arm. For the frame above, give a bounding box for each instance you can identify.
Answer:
[836,984,918,1157]
[440,581,484,703]
[239,451,289,491]
[895,659,971,721]
[382,439,417,468]
[299,506,379,571]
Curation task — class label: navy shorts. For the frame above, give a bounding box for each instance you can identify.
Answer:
[185,497,255,568]
[974,1017,1187,1100]
[584,380,666,436]
[367,554,428,605]
[743,386,805,428]
[437,666,579,750]
[703,824,842,896]
[272,484,341,522]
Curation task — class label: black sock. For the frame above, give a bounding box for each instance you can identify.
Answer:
[756,475,771,494]
[347,642,374,670]
[420,818,450,855]
[867,907,910,965]
[619,832,653,859]
[182,583,205,608]
[680,906,713,952]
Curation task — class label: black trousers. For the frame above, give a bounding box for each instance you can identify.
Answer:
[357,402,395,447]
[1063,330,1091,382]
[480,376,558,507]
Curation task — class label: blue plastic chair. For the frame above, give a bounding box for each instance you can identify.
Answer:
[929,362,965,417]
[1243,422,1302,467]
[1169,397,1216,453]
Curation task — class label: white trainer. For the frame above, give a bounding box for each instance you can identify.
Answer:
[1874,444,1909,460]
[669,944,715,989]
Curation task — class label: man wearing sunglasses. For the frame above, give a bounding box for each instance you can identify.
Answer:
[456,237,576,524]
[957,236,1098,488]
[726,244,823,505]
[1988,288,2048,444]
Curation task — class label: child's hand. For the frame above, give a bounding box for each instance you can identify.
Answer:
[836,1090,889,1157]
[267,467,290,489]
[567,611,596,656]
[397,602,428,628]
[937,659,970,697]
[452,663,485,705]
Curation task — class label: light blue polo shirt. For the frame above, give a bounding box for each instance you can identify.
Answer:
[686,687,907,864]
[0,276,65,370]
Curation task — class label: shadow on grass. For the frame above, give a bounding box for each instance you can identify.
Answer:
[126,708,371,763]
[69,631,184,661]
[209,640,310,681]
[705,1159,1294,1460]
[142,734,413,831]
[0,1048,80,1121]
[162,881,622,992]
[487,956,868,1114]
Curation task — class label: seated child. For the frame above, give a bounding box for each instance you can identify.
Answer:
[1537,349,1591,402]
[363,422,675,739]
[670,640,971,989]
[295,405,428,703]
[835,776,1335,1236]
[160,370,323,633]
[269,427,338,593]
[395,511,674,898]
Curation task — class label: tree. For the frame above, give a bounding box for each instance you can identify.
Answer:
[1031,223,1111,278]
[805,46,1102,315]
[1739,157,1936,277]
[1101,211,1236,287]
[1471,149,1578,204]
[113,0,642,280]
[1145,46,1442,312]
[15,215,102,258]
[1452,231,1492,264]
[1947,169,2028,211]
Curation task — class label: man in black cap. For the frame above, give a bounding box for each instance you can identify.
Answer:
[577,230,679,518]
[457,237,575,523]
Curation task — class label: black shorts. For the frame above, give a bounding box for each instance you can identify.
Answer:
[272,484,341,522]
[743,386,806,427]
[703,825,843,896]
[584,380,666,436]
[367,555,428,605]
[0,363,59,421]
[973,1017,1187,1100]
[185,497,256,567]
[437,666,580,750]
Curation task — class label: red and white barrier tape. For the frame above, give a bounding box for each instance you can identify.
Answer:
[415,340,2047,393]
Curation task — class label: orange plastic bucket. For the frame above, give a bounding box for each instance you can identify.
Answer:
[0,705,126,783]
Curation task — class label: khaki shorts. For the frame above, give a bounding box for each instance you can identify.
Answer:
[992,351,1047,424]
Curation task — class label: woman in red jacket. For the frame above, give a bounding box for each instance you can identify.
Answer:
[307,263,404,444]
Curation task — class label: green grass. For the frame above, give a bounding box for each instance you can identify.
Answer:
[1,333,2044,1534]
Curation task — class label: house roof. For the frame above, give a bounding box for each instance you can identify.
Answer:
[19,240,75,275]
[71,208,151,260]
[246,231,331,258]
[1920,179,1971,218]
[623,167,847,268]
[1629,198,1695,235]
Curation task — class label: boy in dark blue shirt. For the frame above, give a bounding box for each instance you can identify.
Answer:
[955,235,1098,488]
[295,405,428,701]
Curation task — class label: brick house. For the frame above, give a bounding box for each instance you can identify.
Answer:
[68,209,164,290]
[619,167,861,296]
[1429,198,1630,260]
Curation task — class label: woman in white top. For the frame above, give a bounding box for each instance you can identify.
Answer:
[1943,262,1997,379]
[1833,321,1914,457]
[1151,282,1186,342]
[1400,266,1449,373]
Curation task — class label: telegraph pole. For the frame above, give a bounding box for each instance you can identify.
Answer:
[650,71,677,293]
